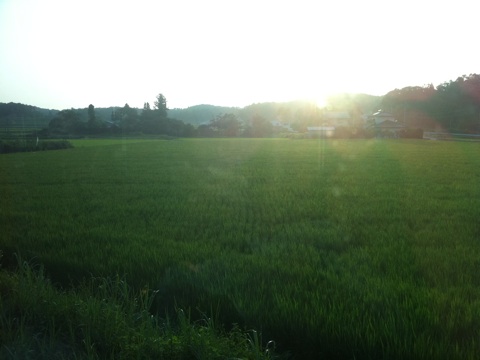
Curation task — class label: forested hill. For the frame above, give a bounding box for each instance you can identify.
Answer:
[167,95,382,126]
[167,104,240,126]
[0,102,58,129]
[382,74,480,132]
[0,103,238,129]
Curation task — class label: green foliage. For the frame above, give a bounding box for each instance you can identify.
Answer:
[0,139,73,153]
[398,128,424,139]
[154,93,168,118]
[139,111,190,136]
[382,74,480,132]
[209,113,241,137]
[168,104,240,126]
[243,115,274,138]
[86,104,105,133]
[115,103,139,133]
[0,256,274,359]
[48,109,86,135]
[1,139,480,359]
[0,102,55,130]
[98,96,195,137]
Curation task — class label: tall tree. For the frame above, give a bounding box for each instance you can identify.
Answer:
[87,104,96,131]
[48,109,85,135]
[117,103,139,132]
[154,93,168,118]
[139,101,157,133]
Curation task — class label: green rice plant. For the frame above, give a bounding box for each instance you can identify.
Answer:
[1,138,480,358]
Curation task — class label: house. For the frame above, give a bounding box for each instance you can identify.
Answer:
[367,110,396,125]
[365,119,405,138]
[365,110,405,137]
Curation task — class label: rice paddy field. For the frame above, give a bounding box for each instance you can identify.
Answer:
[1,138,480,359]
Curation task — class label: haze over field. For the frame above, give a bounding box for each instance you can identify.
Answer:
[0,0,478,110]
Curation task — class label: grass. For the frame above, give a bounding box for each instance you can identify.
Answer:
[0,253,275,359]
[1,138,480,359]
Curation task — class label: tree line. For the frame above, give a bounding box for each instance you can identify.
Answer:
[47,94,197,137]
[45,93,276,138]
[381,74,480,132]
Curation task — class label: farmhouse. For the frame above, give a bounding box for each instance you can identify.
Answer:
[367,110,396,125]
[366,110,405,137]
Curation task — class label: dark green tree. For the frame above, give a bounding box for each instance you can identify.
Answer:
[48,109,85,135]
[140,100,161,134]
[117,103,139,132]
[381,74,480,132]
[87,104,96,128]
[87,104,104,133]
[210,113,241,137]
[183,123,196,137]
[197,124,215,137]
[154,94,168,118]
[243,115,273,137]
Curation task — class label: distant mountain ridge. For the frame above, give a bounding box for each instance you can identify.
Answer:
[168,95,382,126]
[168,104,240,126]
[0,94,383,130]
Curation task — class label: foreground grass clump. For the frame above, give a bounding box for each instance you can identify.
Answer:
[0,255,275,360]
[1,138,480,359]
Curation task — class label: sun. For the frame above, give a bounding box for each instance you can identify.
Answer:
[300,93,329,109]
[314,96,328,108]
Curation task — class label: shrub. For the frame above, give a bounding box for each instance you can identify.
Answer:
[398,128,424,139]
[0,139,73,154]
[37,140,73,151]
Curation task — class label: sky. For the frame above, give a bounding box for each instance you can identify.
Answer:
[0,0,478,110]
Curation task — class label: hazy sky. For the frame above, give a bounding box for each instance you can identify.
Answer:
[0,0,478,110]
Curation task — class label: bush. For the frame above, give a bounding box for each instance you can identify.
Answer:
[37,140,74,151]
[398,128,424,139]
[0,139,73,154]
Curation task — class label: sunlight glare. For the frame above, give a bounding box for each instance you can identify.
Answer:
[314,96,328,109]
